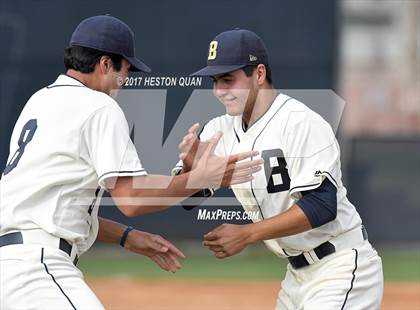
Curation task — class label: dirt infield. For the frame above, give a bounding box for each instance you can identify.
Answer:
[87,278,419,309]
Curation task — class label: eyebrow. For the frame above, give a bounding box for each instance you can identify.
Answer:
[212,73,233,81]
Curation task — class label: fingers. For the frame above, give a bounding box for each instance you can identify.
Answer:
[164,252,182,270]
[203,239,227,258]
[179,126,201,164]
[230,165,262,179]
[151,255,171,272]
[152,235,186,259]
[156,238,186,259]
[151,253,181,273]
[220,158,264,186]
[202,131,223,159]
[233,158,264,170]
[203,228,231,259]
[167,244,187,259]
[159,253,179,273]
[228,176,255,185]
[203,232,218,241]
[202,240,220,247]
[204,245,228,259]
[150,236,185,273]
[148,238,169,253]
[208,245,225,252]
[179,122,200,153]
[188,122,200,134]
[215,251,228,259]
[179,133,196,152]
[228,150,259,163]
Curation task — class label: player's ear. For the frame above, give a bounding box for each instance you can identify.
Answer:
[99,56,111,74]
[256,64,266,86]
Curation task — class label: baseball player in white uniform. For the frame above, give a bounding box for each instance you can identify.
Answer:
[174,29,384,309]
[0,18,262,309]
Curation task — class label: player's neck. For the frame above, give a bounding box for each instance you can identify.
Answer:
[242,87,277,129]
[66,70,104,93]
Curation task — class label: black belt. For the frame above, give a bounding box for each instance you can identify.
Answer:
[288,226,368,269]
[0,232,78,265]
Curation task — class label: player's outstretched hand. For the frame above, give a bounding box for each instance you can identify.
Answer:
[203,223,253,259]
[189,132,264,188]
[124,229,186,273]
[178,123,206,172]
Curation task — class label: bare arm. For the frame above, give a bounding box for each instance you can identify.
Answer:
[203,204,312,258]
[248,204,312,242]
[107,132,262,217]
[107,173,201,216]
[97,217,186,273]
[97,217,127,243]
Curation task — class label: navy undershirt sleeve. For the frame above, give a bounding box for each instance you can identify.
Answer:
[180,188,213,210]
[296,178,337,228]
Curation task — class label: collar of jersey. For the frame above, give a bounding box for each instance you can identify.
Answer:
[235,92,282,135]
[48,74,88,88]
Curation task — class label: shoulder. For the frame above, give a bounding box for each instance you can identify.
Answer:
[280,95,331,133]
[206,114,235,131]
[67,86,125,120]
[73,91,127,135]
[83,88,119,110]
[198,114,236,141]
[200,114,235,134]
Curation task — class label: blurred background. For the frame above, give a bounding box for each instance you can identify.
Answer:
[1,0,419,309]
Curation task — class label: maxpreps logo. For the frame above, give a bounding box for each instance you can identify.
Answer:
[197,209,260,221]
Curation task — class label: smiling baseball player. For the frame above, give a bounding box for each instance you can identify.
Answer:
[0,17,262,309]
[175,29,384,309]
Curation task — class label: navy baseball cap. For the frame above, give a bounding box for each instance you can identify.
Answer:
[70,15,151,72]
[191,29,268,77]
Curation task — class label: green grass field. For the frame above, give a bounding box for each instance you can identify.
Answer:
[79,248,420,282]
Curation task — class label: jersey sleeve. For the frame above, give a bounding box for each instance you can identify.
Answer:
[284,111,340,200]
[81,103,147,189]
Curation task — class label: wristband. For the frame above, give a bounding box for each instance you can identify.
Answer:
[119,226,134,247]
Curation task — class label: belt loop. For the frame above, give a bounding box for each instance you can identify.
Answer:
[302,252,315,264]
[308,249,321,263]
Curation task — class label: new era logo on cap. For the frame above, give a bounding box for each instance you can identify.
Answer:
[191,28,269,77]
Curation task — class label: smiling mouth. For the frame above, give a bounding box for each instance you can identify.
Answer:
[222,97,237,104]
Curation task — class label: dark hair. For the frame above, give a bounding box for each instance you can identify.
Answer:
[64,46,123,73]
[242,64,272,84]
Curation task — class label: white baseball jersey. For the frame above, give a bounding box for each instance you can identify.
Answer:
[175,93,362,256]
[0,74,147,254]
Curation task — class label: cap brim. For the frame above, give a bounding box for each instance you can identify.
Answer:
[125,56,152,73]
[190,64,247,77]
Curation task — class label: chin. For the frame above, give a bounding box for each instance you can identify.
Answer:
[225,108,243,116]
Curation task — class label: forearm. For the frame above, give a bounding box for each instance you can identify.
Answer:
[133,173,201,199]
[248,204,312,243]
[97,217,128,243]
[111,172,202,216]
